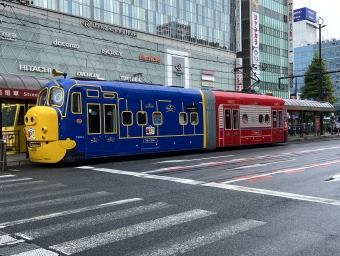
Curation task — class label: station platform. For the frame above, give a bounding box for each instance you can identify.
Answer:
[2,133,339,170]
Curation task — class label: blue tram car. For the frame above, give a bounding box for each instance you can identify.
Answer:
[24,72,205,163]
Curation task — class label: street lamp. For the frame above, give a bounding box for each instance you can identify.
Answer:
[316,17,327,135]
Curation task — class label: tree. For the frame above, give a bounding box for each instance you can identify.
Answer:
[300,52,336,104]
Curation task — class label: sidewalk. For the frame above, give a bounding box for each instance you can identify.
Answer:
[2,133,339,169]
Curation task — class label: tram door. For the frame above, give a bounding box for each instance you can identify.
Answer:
[223,106,240,146]
[85,100,119,158]
[271,108,283,142]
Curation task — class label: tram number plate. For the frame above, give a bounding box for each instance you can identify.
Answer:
[30,142,41,147]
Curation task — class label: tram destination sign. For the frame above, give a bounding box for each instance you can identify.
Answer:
[0,88,39,99]
[82,20,137,38]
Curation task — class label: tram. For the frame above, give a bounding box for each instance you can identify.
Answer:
[2,103,35,152]
[24,70,288,163]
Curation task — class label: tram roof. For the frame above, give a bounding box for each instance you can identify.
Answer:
[284,99,336,112]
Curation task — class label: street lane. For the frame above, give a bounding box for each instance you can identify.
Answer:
[1,139,340,255]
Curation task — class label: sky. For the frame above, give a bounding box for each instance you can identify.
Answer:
[293,0,340,40]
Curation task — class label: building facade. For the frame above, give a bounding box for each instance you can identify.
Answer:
[237,0,289,98]
[0,0,237,91]
[293,40,340,113]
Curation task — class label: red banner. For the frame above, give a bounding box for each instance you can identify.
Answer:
[0,88,39,100]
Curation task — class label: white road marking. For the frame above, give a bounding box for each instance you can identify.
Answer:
[153,155,234,164]
[0,180,46,189]
[50,209,216,255]
[0,198,142,228]
[0,234,24,246]
[0,187,89,204]
[127,218,265,256]
[77,166,95,169]
[0,183,66,196]
[231,159,295,170]
[0,191,111,215]
[203,183,340,206]
[14,248,59,256]
[94,168,204,185]
[0,178,32,184]
[0,174,15,178]
[16,202,173,240]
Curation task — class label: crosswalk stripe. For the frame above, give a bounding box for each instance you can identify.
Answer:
[0,183,66,196]
[0,178,32,184]
[0,180,46,189]
[50,209,216,255]
[0,191,111,215]
[16,202,173,240]
[0,234,24,246]
[127,218,265,256]
[13,248,59,256]
[0,174,15,178]
[0,198,143,228]
[0,187,89,204]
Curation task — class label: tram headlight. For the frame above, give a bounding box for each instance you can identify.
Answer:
[42,127,48,133]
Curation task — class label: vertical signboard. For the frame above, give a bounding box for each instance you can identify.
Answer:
[252,0,260,80]
[288,0,294,64]
[235,58,243,91]
[235,0,242,53]
[166,49,189,88]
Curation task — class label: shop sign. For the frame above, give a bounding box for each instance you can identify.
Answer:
[173,63,183,76]
[139,54,162,63]
[102,49,123,56]
[76,71,100,78]
[0,31,16,41]
[120,76,141,82]
[19,64,51,73]
[202,81,214,88]
[53,39,79,49]
[0,88,39,99]
[82,20,137,38]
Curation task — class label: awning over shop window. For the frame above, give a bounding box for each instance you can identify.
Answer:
[284,99,336,112]
[0,73,50,100]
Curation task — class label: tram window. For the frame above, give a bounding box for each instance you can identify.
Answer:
[242,113,248,124]
[49,87,64,106]
[122,111,133,126]
[87,104,101,134]
[72,93,82,114]
[272,111,277,128]
[233,110,239,129]
[225,109,231,129]
[278,111,283,127]
[152,112,162,125]
[137,111,148,126]
[265,114,270,123]
[191,112,199,125]
[259,114,263,124]
[38,89,48,106]
[179,112,188,125]
[17,106,25,125]
[104,105,117,133]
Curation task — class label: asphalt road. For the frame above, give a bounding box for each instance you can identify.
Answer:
[1,139,340,256]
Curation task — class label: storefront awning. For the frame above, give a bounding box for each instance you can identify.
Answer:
[0,74,50,100]
[284,99,336,112]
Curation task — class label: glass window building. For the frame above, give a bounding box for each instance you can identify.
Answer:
[0,0,237,90]
[238,0,289,98]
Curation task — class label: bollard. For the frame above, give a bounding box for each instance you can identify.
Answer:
[0,139,6,172]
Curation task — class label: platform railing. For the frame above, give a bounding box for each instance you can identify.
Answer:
[0,139,6,172]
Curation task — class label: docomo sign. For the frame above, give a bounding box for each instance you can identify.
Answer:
[53,39,79,49]
[139,54,162,63]
[76,71,100,78]
[0,88,39,99]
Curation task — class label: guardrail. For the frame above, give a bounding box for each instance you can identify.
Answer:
[0,139,6,172]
